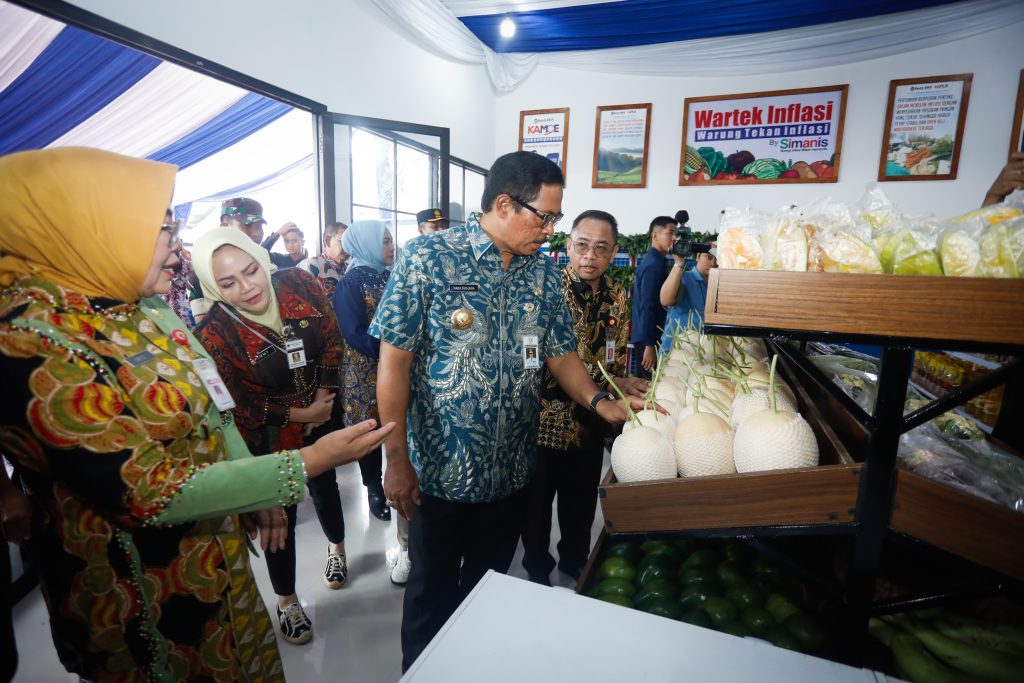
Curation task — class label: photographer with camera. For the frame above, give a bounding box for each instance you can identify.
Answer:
[630,215,678,376]
[659,210,717,350]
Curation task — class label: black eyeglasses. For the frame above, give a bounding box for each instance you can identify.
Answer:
[510,196,563,229]
[160,219,183,247]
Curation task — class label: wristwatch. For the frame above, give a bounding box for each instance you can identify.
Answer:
[589,390,613,413]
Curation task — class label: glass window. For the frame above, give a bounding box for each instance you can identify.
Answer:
[465,168,485,217]
[448,162,464,223]
[351,129,394,210]
[397,144,429,214]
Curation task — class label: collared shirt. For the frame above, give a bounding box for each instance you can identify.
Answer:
[298,253,347,300]
[538,267,629,451]
[368,214,576,503]
[661,267,709,349]
[630,247,670,346]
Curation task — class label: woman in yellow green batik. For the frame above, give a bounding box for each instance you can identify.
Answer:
[0,147,393,682]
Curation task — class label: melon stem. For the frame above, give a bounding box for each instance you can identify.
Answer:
[598,361,638,426]
[768,354,779,414]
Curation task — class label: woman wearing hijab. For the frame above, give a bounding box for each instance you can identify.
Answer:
[333,221,395,521]
[0,147,392,682]
[193,229,350,646]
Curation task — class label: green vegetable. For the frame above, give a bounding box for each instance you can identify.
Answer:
[597,557,636,582]
[593,577,636,598]
[635,579,679,604]
[603,540,641,562]
[681,609,713,628]
[932,616,1024,655]
[681,566,718,586]
[726,584,763,609]
[722,541,752,565]
[638,560,676,586]
[679,584,720,611]
[595,593,633,608]
[906,619,1024,682]
[685,146,707,175]
[681,549,720,571]
[783,612,826,653]
[697,146,728,179]
[766,628,802,651]
[702,596,739,626]
[890,633,979,683]
[636,596,681,620]
[741,158,786,179]
[765,593,800,623]
[741,607,775,635]
[641,540,682,563]
[716,561,745,587]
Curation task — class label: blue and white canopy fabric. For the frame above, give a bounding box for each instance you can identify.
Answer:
[0,1,313,216]
[371,0,1024,91]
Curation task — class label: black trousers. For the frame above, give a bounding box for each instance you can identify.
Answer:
[521,438,605,579]
[1,542,15,683]
[401,487,528,672]
[358,446,384,490]
[264,425,347,597]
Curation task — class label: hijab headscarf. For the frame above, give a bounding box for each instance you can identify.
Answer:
[0,147,176,302]
[341,220,390,273]
[192,228,284,334]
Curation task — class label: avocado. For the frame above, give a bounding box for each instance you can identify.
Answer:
[723,541,752,565]
[603,540,640,562]
[636,597,681,620]
[716,561,746,587]
[766,627,801,651]
[680,565,718,586]
[765,593,800,623]
[638,560,676,586]
[740,607,775,635]
[635,579,678,603]
[783,612,826,653]
[680,608,713,628]
[726,584,763,610]
[641,540,682,563]
[678,584,719,612]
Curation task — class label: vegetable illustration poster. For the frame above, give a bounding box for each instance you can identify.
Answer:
[878,74,972,181]
[680,85,847,185]
[593,103,652,188]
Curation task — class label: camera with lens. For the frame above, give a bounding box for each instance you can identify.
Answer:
[670,210,715,258]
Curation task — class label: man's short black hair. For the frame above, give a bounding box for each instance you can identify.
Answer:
[481,151,564,212]
[325,221,347,238]
[571,209,619,244]
[648,215,677,237]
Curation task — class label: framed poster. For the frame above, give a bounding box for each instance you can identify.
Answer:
[877,73,972,181]
[1011,69,1024,156]
[680,85,847,185]
[592,103,652,188]
[519,108,570,178]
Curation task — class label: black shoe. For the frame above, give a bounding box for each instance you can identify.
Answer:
[527,573,551,587]
[558,562,582,581]
[367,489,391,521]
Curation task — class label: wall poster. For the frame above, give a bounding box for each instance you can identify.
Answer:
[592,103,652,188]
[878,73,972,181]
[680,85,847,185]
[1011,69,1024,156]
[519,108,570,179]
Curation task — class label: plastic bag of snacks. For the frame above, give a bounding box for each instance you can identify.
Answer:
[878,215,943,276]
[978,215,1024,278]
[801,198,883,274]
[938,216,986,277]
[762,204,808,272]
[856,183,903,236]
[717,207,769,270]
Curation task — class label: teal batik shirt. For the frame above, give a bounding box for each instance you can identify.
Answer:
[368,214,577,503]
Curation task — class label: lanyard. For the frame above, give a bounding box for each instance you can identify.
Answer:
[220,305,289,352]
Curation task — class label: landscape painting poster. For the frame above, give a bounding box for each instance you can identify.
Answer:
[680,85,848,185]
[519,108,570,180]
[592,103,652,188]
[878,74,972,182]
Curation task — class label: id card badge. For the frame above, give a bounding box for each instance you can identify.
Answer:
[605,335,616,365]
[285,338,307,369]
[522,334,540,369]
[193,358,236,410]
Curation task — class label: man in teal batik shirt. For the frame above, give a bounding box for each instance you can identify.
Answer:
[369,152,644,671]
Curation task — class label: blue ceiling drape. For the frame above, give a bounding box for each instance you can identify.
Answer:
[148,92,292,171]
[0,25,159,154]
[459,0,967,52]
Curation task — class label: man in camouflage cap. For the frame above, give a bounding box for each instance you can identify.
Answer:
[220,197,268,244]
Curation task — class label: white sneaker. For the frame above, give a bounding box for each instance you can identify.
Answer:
[385,545,401,568]
[390,548,411,585]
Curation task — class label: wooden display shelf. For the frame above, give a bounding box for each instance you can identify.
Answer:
[705,270,1024,347]
[600,361,860,534]
[890,469,1024,581]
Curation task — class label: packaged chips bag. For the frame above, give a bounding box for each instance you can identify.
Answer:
[717,207,769,270]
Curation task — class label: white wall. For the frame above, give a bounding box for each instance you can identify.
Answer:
[66,0,496,166]
[495,23,1024,234]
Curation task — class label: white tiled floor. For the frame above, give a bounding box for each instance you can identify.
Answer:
[11,456,605,682]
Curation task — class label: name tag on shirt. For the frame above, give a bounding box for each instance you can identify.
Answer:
[522,334,540,369]
[449,284,479,292]
[123,350,155,367]
[605,336,616,365]
[285,338,307,369]
[193,358,236,410]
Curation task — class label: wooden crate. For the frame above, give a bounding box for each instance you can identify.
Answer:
[600,359,861,534]
[890,469,1024,581]
[704,270,1024,347]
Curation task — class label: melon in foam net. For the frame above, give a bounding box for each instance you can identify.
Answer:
[612,425,677,482]
[673,412,735,477]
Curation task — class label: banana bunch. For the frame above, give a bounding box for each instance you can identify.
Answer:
[869,612,1024,682]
